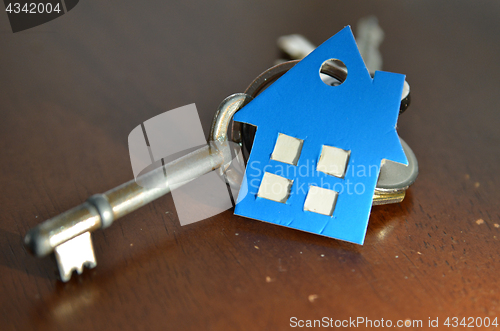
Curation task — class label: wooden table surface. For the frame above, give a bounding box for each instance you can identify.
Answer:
[1,1,500,330]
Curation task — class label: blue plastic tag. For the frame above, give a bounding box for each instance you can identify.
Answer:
[234,26,407,245]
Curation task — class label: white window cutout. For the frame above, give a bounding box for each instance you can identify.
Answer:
[317,145,350,178]
[257,172,293,203]
[304,186,338,216]
[271,133,303,165]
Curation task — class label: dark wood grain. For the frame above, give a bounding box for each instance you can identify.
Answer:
[1,1,500,330]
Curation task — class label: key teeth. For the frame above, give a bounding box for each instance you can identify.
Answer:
[54,231,97,282]
[61,260,96,280]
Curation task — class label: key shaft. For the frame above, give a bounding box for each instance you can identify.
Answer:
[25,144,224,257]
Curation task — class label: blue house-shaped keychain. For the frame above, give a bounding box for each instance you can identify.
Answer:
[233,26,408,244]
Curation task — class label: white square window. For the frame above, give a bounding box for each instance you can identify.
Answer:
[317,145,350,178]
[271,133,303,166]
[303,185,338,216]
[257,172,293,203]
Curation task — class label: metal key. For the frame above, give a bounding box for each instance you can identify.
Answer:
[24,93,252,281]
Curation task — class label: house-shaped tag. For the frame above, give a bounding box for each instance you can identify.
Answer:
[233,26,408,245]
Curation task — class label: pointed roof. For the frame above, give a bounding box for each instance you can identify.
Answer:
[234,26,407,165]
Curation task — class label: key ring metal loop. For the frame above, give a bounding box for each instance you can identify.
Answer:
[210,93,253,143]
